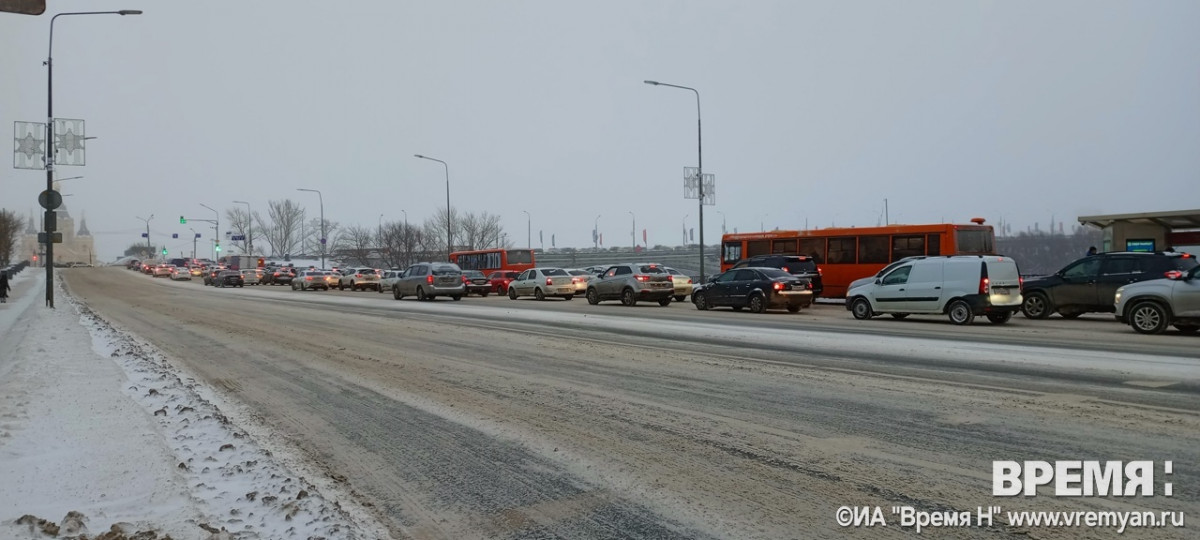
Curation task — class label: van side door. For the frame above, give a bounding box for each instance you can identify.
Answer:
[875,264,914,311]
[902,261,945,313]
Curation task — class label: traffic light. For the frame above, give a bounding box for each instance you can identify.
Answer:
[180,216,186,224]
[215,243,221,252]
[162,248,168,256]
[32,255,38,261]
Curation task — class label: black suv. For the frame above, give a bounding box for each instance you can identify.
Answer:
[1021,251,1198,319]
[731,255,823,297]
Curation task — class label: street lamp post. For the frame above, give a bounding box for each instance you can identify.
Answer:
[645,79,706,281]
[43,9,142,308]
[135,214,153,257]
[716,210,727,235]
[189,227,198,259]
[628,211,636,250]
[593,214,601,250]
[523,210,531,250]
[683,214,689,245]
[199,203,219,259]
[400,209,408,267]
[232,200,252,256]
[414,155,451,258]
[296,189,325,269]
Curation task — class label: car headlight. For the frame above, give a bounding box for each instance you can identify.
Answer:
[1114,290,1122,303]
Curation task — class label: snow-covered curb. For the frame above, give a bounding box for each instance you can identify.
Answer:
[0,273,389,539]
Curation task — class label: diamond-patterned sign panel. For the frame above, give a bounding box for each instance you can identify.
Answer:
[683,167,715,205]
[14,121,45,170]
[54,118,86,166]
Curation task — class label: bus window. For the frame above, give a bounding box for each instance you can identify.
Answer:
[747,240,770,258]
[828,237,856,264]
[723,242,742,263]
[927,234,941,256]
[771,239,797,254]
[955,229,993,254]
[858,236,889,264]
[892,235,925,260]
[798,238,825,263]
[506,250,533,264]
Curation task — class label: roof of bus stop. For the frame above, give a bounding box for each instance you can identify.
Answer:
[1078,209,1200,230]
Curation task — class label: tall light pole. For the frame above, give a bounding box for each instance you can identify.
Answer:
[43,9,142,308]
[683,214,689,245]
[628,211,636,250]
[189,227,198,259]
[645,79,707,281]
[400,209,408,267]
[414,154,451,259]
[233,200,252,256]
[594,214,601,250]
[716,210,727,235]
[199,203,219,259]
[296,189,325,269]
[135,214,154,257]
[522,210,531,250]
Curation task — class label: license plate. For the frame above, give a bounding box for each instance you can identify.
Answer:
[558,288,572,293]
[993,288,1009,295]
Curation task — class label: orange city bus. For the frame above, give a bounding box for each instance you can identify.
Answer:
[449,248,536,275]
[720,221,996,297]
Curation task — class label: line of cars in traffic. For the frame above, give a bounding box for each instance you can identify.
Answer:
[127,249,1200,334]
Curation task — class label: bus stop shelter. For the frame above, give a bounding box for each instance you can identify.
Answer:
[1078,209,1200,253]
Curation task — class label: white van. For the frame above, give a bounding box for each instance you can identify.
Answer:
[846,255,1023,325]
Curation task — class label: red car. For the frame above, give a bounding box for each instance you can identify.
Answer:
[487,270,520,294]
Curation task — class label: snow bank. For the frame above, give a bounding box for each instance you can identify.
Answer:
[0,273,389,539]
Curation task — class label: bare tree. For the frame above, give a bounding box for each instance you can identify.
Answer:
[302,217,340,262]
[224,207,260,255]
[0,210,25,266]
[256,199,305,257]
[336,225,375,265]
[379,221,424,269]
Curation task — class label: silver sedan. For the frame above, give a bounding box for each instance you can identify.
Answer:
[508,268,576,301]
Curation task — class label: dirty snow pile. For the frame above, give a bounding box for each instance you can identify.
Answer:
[0,272,387,539]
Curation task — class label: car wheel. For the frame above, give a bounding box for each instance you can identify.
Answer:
[786,304,801,313]
[851,297,873,320]
[658,297,671,307]
[238,284,244,288]
[621,288,637,306]
[1021,292,1052,319]
[535,288,546,301]
[748,294,766,313]
[452,295,462,301]
[1175,324,1199,334]
[417,287,429,301]
[586,288,599,305]
[509,287,519,300]
[1129,301,1168,334]
[693,291,709,310]
[674,295,686,302]
[987,311,1013,324]
[891,313,909,319]
[564,295,573,301]
[393,285,402,300]
[947,299,974,325]
[498,285,508,295]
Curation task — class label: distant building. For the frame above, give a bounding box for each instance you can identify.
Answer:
[19,182,95,266]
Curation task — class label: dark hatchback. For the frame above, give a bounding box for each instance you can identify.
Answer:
[731,255,823,297]
[692,267,814,313]
[1021,251,1198,319]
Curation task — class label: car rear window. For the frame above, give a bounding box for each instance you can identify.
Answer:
[758,268,791,278]
[638,266,667,274]
[542,268,568,276]
[1171,256,1199,271]
[432,266,460,275]
[567,270,589,276]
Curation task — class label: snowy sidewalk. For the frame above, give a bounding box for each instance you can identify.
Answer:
[0,272,387,540]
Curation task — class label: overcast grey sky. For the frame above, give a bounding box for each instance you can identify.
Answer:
[3,1,1199,260]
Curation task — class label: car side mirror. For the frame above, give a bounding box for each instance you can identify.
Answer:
[874,278,882,285]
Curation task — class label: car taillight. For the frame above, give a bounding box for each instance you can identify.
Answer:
[1165,270,1183,279]
[1018,276,1024,292]
[635,274,649,282]
[426,275,434,284]
[772,282,784,291]
[356,273,363,278]
[546,277,554,286]
[817,267,822,275]
[979,277,990,295]
[667,275,674,282]
[306,276,312,281]
[572,277,582,284]
[781,266,788,272]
